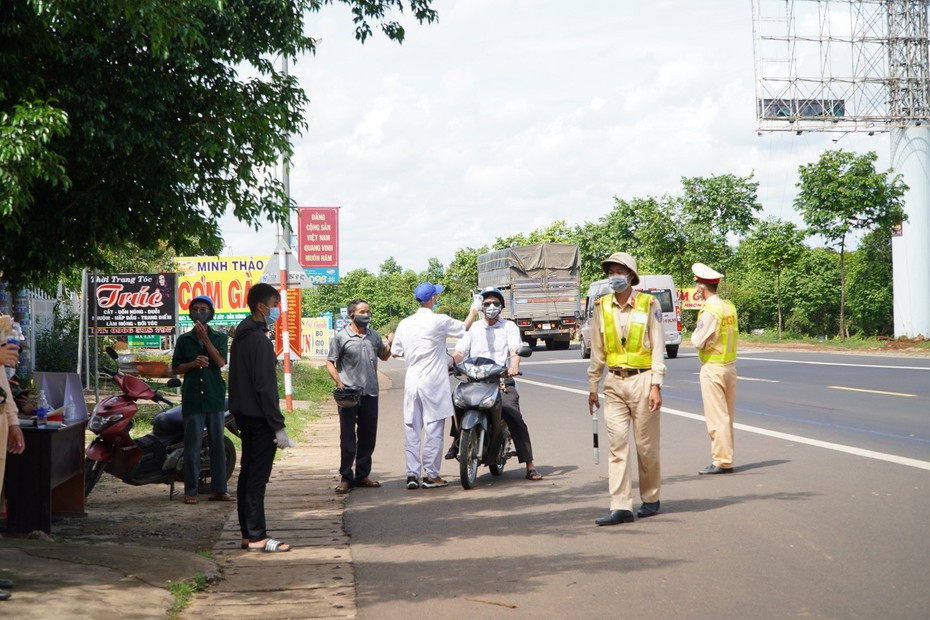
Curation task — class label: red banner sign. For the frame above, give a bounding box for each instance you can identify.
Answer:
[297,207,339,268]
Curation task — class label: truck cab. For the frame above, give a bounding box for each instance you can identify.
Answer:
[579,275,682,359]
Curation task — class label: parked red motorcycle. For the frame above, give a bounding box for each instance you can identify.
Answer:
[84,347,238,497]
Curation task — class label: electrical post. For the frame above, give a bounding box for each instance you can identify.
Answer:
[279,54,294,414]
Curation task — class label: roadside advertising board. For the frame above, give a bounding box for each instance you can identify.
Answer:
[301,317,332,358]
[174,256,269,330]
[274,289,302,359]
[679,287,704,311]
[86,273,176,335]
[297,207,340,284]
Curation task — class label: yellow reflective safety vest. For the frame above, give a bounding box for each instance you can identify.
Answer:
[600,293,653,369]
[697,299,738,364]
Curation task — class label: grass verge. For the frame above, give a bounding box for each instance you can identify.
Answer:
[167,573,210,617]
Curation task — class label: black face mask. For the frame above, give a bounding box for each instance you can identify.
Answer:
[352,314,371,327]
[189,310,211,324]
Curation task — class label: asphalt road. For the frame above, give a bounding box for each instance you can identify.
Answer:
[345,343,930,620]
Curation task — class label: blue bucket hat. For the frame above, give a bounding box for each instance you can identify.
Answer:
[414,282,444,302]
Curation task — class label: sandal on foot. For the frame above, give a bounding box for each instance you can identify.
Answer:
[525,469,543,481]
[354,477,381,488]
[334,481,351,494]
[184,495,199,504]
[208,492,235,502]
[248,538,291,553]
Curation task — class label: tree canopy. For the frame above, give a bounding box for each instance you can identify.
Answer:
[0,0,438,289]
[794,149,907,337]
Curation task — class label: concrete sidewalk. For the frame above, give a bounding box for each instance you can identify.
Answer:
[0,399,355,619]
[181,400,356,618]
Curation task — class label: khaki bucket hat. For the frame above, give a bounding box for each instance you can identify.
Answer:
[600,252,640,286]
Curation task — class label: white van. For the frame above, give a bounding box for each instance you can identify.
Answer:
[579,275,682,359]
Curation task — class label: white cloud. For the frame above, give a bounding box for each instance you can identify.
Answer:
[220,0,898,274]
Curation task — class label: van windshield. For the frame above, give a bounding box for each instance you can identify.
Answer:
[641,289,674,313]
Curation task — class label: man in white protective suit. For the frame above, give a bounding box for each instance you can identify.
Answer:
[391,282,477,490]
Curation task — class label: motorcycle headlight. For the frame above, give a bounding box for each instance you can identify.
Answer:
[453,393,467,409]
[479,394,498,409]
[89,413,124,433]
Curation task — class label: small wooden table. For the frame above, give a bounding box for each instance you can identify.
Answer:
[3,420,86,535]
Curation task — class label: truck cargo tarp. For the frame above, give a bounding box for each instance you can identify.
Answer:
[477,243,579,288]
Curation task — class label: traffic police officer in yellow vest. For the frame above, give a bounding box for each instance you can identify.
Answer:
[587,252,666,526]
[691,262,738,475]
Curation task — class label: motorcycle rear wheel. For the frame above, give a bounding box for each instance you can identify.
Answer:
[197,436,237,494]
[84,459,106,497]
[459,428,480,490]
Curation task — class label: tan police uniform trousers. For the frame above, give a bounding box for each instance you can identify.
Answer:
[699,362,736,467]
[603,370,660,511]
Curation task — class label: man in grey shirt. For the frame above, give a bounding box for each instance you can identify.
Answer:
[326,299,393,494]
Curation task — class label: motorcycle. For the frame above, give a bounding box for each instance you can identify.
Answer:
[84,347,238,497]
[451,345,532,489]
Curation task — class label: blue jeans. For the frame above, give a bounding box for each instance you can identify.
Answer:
[183,411,228,497]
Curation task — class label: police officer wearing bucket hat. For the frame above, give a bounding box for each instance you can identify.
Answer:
[587,252,667,525]
[691,263,738,475]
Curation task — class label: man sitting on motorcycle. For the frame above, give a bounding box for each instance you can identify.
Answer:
[450,287,543,481]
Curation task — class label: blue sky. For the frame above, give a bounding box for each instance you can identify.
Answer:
[219,0,892,272]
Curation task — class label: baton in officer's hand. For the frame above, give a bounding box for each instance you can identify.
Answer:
[590,402,600,464]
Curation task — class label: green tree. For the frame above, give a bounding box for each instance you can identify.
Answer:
[794,149,907,338]
[0,0,438,290]
[423,257,444,283]
[379,256,403,275]
[782,248,841,338]
[741,217,806,338]
[845,229,894,337]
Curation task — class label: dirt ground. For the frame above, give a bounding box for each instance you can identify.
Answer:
[54,468,236,553]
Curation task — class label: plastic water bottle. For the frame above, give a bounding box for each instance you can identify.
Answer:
[36,389,50,429]
[5,321,22,379]
[63,393,77,425]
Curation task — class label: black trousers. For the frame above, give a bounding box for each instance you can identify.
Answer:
[338,395,379,483]
[452,382,534,464]
[235,414,278,542]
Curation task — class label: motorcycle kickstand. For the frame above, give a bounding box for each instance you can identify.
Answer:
[169,481,176,500]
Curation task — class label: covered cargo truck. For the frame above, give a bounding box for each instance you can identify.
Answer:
[477,243,581,350]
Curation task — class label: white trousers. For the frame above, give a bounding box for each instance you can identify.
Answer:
[404,395,447,478]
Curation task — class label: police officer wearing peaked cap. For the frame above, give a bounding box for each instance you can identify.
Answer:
[586,251,667,525]
[691,262,738,474]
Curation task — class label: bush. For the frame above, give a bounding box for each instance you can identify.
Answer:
[34,301,81,373]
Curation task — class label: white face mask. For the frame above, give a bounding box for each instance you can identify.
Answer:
[482,302,502,320]
[608,275,630,293]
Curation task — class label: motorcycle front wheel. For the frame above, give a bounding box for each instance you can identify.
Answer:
[459,427,480,490]
[489,430,511,476]
[84,459,106,497]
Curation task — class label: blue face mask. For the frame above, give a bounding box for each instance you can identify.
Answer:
[266,307,281,323]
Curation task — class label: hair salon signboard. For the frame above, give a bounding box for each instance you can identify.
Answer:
[86,273,177,335]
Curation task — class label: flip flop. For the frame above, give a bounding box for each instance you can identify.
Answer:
[208,492,235,502]
[184,495,198,504]
[248,538,291,553]
[334,481,351,494]
[354,477,381,488]
[525,469,543,481]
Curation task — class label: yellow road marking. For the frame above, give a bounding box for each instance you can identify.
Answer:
[828,385,915,398]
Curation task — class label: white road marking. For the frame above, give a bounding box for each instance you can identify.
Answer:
[516,377,930,472]
[828,385,915,398]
